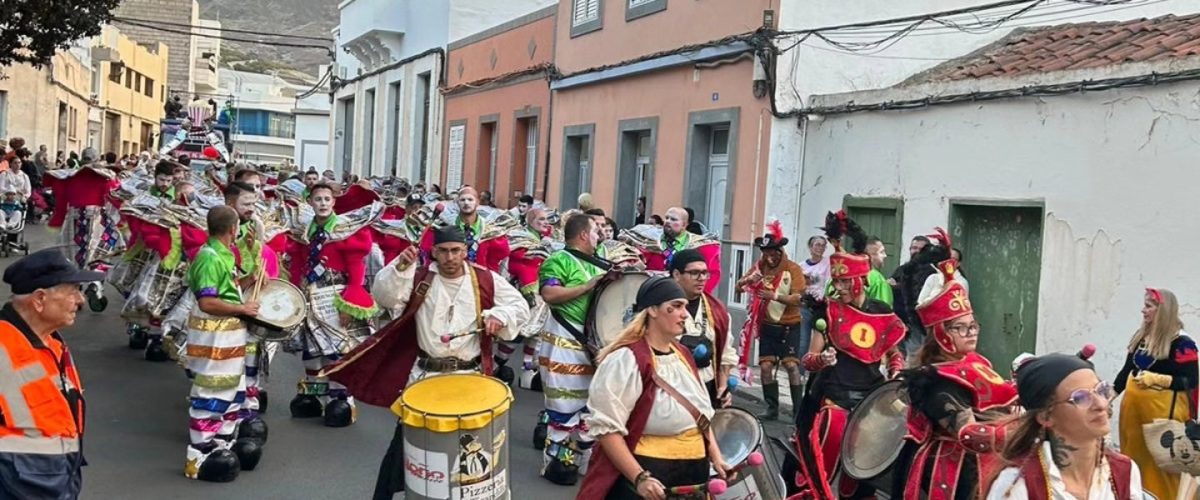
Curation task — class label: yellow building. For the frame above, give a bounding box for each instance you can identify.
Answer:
[95,25,169,156]
[0,47,94,156]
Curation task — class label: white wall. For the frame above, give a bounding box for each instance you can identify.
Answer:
[790,79,1200,380]
[295,113,329,170]
[447,0,556,42]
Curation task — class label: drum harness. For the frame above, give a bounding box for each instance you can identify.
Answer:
[549,248,615,360]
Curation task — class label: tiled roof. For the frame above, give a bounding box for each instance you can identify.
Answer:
[922,13,1200,82]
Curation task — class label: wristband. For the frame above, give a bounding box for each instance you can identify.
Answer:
[801,352,827,372]
[634,470,651,485]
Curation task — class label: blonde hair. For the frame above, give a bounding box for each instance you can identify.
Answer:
[595,309,651,364]
[1127,288,1185,360]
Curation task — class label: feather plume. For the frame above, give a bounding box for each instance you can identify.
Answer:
[845,217,868,254]
[929,226,951,248]
[766,219,784,242]
[822,211,844,241]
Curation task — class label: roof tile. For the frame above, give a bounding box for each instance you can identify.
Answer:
[919,13,1200,82]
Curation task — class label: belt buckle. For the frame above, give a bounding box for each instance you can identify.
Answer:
[697,415,711,433]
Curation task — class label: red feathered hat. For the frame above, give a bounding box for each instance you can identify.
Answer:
[823,210,871,280]
[334,183,380,214]
[754,219,789,249]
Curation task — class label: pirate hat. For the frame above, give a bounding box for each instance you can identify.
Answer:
[822,210,870,280]
[753,219,789,249]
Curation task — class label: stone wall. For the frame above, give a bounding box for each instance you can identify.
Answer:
[114,0,195,97]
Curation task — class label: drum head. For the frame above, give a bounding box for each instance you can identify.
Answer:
[397,374,514,432]
[589,272,650,349]
[711,408,763,466]
[841,380,909,480]
[256,279,306,330]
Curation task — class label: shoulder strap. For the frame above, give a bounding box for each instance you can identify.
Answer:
[1105,450,1133,499]
[567,247,613,271]
[1018,454,1049,500]
[398,267,435,324]
[648,349,711,433]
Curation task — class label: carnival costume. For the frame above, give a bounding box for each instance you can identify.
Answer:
[417,205,515,274]
[896,233,1018,500]
[503,220,562,390]
[620,224,721,293]
[673,249,736,407]
[283,202,381,427]
[45,162,124,311]
[791,211,906,499]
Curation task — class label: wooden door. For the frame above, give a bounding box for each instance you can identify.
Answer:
[845,198,902,275]
[950,204,1043,375]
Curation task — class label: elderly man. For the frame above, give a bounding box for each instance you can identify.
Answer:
[0,248,102,499]
[321,226,528,500]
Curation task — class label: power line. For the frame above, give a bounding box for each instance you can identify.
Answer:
[113,16,334,42]
[114,18,333,54]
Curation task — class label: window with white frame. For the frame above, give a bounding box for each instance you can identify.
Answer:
[446,124,466,190]
[629,0,654,6]
[626,0,666,21]
[573,0,600,26]
[728,244,752,309]
[525,118,538,195]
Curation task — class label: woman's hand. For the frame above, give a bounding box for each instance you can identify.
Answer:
[710,454,730,480]
[635,476,666,500]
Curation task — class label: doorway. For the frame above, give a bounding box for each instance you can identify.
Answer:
[844,197,904,275]
[476,119,497,193]
[616,117,657,228]
[950,203,1044,375]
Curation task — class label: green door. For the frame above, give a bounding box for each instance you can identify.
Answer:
[845,198,902,275]
[949,204,1043,375]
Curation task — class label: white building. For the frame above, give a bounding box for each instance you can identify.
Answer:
[294,67,331,171]
[769,10,1200,380]
[193,19,222,96]
[330,0,555,182]
[218,69,301,165]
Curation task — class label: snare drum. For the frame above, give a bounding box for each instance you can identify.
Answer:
[243,279,307,341]
[393,374,513,500]
[584,271,650,353]
[712,407,786,500]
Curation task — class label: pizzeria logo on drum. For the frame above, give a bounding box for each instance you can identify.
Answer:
[405,458,447,483]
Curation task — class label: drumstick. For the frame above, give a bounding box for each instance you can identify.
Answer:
[723,452,765,477]
[719,375,739,401]
[440,328,482,344]
[667,479,727,495]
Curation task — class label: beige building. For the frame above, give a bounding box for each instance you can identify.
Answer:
[0,45,95,156]
[94,26,169,156]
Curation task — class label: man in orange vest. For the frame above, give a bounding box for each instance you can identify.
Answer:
[0,248,101,499]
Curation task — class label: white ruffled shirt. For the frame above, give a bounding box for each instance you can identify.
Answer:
[681,297,738,384]
[586,346,715,439]
[986,442,1145,500]
[372,259,529,360]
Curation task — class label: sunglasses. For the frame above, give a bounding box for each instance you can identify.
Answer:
[1054,381,1116,408]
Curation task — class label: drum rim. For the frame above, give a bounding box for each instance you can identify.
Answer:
[840,379,907,480]
[395,374,515,432]
[585,271,653,350]
[253,279,307,329]
[712,406,764,465]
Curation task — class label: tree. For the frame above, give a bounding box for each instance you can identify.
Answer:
[0,0,121,67]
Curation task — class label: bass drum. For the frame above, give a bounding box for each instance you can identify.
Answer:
[245,279,307,342]
[584,271,649,354]
[711,407,786,500]
[840,380,909,487]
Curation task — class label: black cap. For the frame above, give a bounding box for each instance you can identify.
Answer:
[4,248,105,294]
[433,226,467,246]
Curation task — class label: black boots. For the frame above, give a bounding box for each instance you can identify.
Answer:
[238,416,269,444]
[232,439,263,471]
[533,410,549,450]
[191,447,240,483]
[758,382,780,421]
[323,398,356,428]
[790,384,805,420]
[128,324,148,349]
[289,394,323,419]
[145,339,169,362]
[494,356,515,385]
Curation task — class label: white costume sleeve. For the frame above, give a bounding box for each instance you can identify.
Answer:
[372,258,417,318]
[720,312,738,370]
[482,270,531,342]
[585,348,642,437]
[984,467,1024,500]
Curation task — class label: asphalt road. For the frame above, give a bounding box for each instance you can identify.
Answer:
[9,225,791,500]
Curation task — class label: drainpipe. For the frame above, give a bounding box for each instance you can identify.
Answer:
[750,108,765,244]
[540,82,554,205]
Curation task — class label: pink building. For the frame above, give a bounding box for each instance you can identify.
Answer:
[547,0,776,309]
[441,6,557,208]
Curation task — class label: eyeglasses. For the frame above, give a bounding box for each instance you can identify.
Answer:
[946,323,981,337]
[681,270,710,279]
[1055,381,1116,408]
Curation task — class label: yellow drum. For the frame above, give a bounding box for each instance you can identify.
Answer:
[393,374,513,500]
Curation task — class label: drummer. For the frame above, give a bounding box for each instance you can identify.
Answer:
[793,211,905,499]
[366,225,529,500]
[183,206,262,482]
[895,232,1017,499]
[670,249,736,408]
[538,212,611,486]
[578,276,728,499]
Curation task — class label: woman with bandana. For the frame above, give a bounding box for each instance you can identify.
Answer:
[987,351,1143,499]
[578,276,729,499]
[284,183,378,428]
[1113,287,1196,500]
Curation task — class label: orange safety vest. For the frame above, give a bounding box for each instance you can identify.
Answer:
[0,321,83,455]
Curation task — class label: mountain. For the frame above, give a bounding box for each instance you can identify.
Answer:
[196,0,337,77]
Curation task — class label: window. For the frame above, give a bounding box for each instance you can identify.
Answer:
[134,73,142,93]
[446,123,466,190]
[68,107,79,139]
[571,0,602,37]
[560,124,594,207]
[727,244,752,309]
[626,0,666,21]
[144,77,154,98]
[0,91,9,139]
[524,118,537,195]
[109,65,121,84]
[124,70,132,88]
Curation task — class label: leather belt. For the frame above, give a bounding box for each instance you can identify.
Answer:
[417,355,481,373]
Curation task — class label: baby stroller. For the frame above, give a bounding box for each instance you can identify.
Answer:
[0,194,29,257]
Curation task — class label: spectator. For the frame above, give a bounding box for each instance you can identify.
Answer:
[918,247,970,303]
[0,248,101,499]
[0,157,31,201]
[103,152,117,166]
[577,192,594,211]
[649,214,663,226]
[635,196,646,225]
[684,207,704,235]
[480,190,496,208]
[797,235,830,381]
[863,237,894,306]
[514,194,534,223]
[66,152,80,169]
[322,169,336,182]
[17,149,39,190]
[33,145,48,173]
[55,151,65,169]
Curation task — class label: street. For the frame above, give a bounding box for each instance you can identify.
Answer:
[10,226,790,500]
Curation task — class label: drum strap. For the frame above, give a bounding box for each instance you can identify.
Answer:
[650,372,711,434]
[567,248,612,271]
[550,308,595,359]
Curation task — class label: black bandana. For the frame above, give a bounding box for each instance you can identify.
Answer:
[433,226,466,245]
[634,276,686,312]
[1016,353,1094,410]
[668,248,706,274]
